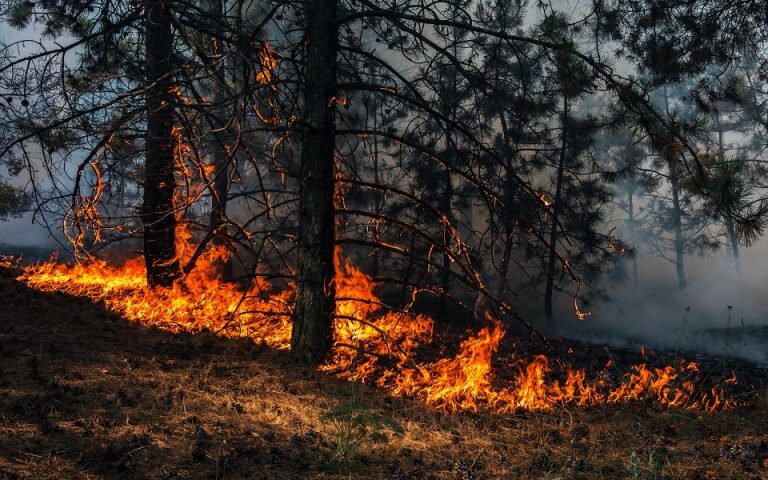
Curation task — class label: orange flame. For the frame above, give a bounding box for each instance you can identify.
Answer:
[13,232,738,414]
[255,43,277,87]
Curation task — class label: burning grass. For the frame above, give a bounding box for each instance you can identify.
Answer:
[2,233,750,414]
[0,275,767,479]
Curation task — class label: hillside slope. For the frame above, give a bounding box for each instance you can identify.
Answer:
[0,276,766,479]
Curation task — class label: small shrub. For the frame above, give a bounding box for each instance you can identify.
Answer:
[322,386,404,468]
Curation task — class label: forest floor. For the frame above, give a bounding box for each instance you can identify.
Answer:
[0,274,767,480]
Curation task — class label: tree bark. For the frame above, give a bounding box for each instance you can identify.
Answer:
[142,0,181,287]
[291,0,338,365]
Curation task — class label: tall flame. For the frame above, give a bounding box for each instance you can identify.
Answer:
[14,232,737,413]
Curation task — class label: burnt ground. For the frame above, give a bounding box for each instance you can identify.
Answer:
[0,275,767,480]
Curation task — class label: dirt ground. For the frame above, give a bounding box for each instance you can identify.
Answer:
[1,275,767,480]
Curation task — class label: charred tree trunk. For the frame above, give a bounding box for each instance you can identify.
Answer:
[291,0,338,366]
[142,0,181,287]
[544,96,568,327]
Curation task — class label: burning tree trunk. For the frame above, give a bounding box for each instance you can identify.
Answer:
[142,0,181,287]
[291,0,339,365]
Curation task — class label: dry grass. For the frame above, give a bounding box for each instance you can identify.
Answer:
[0,276,766,479]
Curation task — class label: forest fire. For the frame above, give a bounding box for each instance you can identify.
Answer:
[4,0,768,475]
[10,235,739,414]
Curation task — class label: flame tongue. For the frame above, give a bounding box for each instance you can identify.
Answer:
[21,234,293,348]
[15,236,737,413]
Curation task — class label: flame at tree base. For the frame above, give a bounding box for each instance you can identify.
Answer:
[7,238,738,413]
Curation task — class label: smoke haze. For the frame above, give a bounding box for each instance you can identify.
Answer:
[567,242,768,364]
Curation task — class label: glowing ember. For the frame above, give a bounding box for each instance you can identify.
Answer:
[255,42,277,87]
[13,234,737,413]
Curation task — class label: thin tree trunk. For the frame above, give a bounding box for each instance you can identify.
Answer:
[628,190,639,289]
[716,115,740,271]
[726,218,740,269]
[662,87,686,289]
[439,168,452,316]
[544,96,568,326]
[496,109,516,302]
[495,216,514,304]
[399,229,417,308]
[438,8,461,318]
[370,78,381,278]
[142,0,181,287]
[291,0,338,366]
[493,53,521,306]
[208,88,234,281]
[669,168,688,289]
